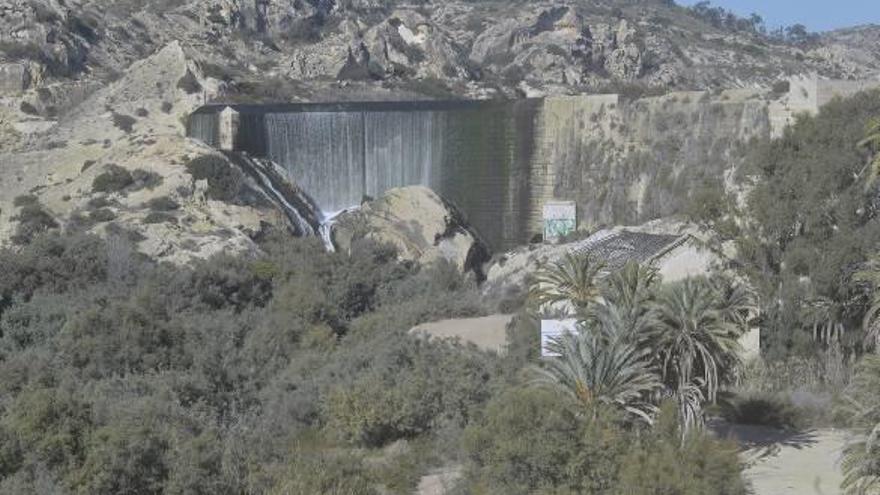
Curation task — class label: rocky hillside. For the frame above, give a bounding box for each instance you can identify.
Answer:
[1,0,879,265]
[0,42,299,264]
[1,0,879,107]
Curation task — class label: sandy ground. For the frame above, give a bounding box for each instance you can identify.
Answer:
[409,314,514,353]
[416,466,463,495]
[714,424,851,495]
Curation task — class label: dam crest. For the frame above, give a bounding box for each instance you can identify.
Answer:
[187,76,880,250]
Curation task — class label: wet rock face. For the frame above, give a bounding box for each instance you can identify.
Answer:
[331,186,490,277]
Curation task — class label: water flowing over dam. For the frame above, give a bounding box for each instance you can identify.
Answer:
[189,100,546,249]
[188,91,774,250]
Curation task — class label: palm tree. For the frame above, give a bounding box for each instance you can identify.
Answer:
[855,255,880,351]
[858,118,880,187]
[594,261,661,342]
[530,321,662,424]
[841,355,880,494]
[649,278,747,405]
[529,252,605,315]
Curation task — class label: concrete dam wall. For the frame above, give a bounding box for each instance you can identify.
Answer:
[189,100,543,249]
[188,91,774,250]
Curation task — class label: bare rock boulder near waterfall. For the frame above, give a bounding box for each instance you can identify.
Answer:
[331,186,490,276]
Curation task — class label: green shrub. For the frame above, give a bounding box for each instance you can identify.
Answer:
[111,113,137,133]
[74,418,169,494]
[177,70,203,95]
[614,403,748,495]
[144,211,177,225]
[88,208,116,223]
[92,165,134,193]
[130,169,163,191]
[463,387,628,494]
[185,155,243,201]
[268,447,376,495]
[12,195,38,207]
[321,338,494,448]
[721,391,803,430]
[11,202,58,245]
[145,196,180,211]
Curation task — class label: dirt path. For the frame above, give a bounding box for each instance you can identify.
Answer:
[716,424,851,495]
[409,314,514,353]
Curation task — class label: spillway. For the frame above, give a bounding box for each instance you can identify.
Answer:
[188,92,774,252]
[189,100,542,250]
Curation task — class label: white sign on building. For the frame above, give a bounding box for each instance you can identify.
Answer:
[540,319,579,357]
[543,201,577,244]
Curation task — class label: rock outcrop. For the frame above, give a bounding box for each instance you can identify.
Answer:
[0,42,305,264]
[331,186,490,276]
[1,1,878,102]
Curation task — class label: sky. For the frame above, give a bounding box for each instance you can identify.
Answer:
[677,0,880,32]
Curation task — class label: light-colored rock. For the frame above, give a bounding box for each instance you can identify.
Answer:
[0,41,293,264]
[331,186,490,275]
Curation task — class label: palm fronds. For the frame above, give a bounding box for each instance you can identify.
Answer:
[650,278,745,403]
[840,356,880,494]
[530,325,662,424]
[855,255,880,350]
[529,253,605,314]
[858,118,880,187]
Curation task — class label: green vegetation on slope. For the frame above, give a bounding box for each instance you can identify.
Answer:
[735,89,880,357]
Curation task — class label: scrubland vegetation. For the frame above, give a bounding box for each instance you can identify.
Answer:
[2,90,880,493]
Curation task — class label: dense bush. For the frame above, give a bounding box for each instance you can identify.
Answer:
[721,391,803,430]
[185,155,244,201]
[736,90,880,357]
[112,113,137,133]
[463,387,629,494]
[11,200,58,245]
[92,164,134,193]
[615,404,748,495]
[0,232,499,493]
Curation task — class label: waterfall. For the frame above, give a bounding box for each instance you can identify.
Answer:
[222,152,322,238]
[317,208,355,252]
[190,100,544,251]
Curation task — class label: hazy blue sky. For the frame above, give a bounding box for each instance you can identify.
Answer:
[678,0,880,32]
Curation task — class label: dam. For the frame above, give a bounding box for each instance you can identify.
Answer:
[189,100,548,249]
[188,89,777,250]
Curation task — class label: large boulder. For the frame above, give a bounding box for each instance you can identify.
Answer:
[331,186,490,276]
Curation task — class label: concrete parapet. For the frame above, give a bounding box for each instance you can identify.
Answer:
[0,63,30,95]
[770,74,880,137]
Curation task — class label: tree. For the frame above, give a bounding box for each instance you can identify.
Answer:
[650,278,747,405]
[594,261,661,341]
[856,255,880,351]
[463,387,629,494]
[840,356,880,495]
[859,118,880,187]
[530,323,661,424]
[528,253,605,314]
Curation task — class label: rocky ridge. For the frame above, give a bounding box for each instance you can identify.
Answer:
[1,0,878,110]
[0,42,299,263]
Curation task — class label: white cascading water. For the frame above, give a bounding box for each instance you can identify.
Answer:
[318,208,356,253]
[245,159,318,238]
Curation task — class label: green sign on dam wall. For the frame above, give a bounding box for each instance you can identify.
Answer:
[188,92,773,250]
[188,99,546,250]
